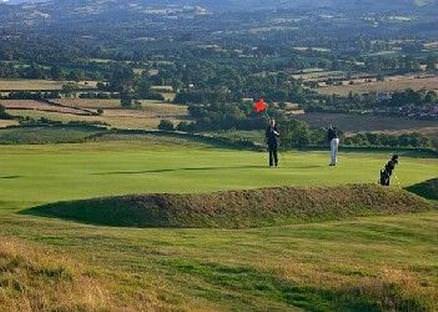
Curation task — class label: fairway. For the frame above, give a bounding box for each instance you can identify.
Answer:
[0,138,437,311]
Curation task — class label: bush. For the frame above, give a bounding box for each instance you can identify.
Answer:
[176,121,195,132]
[158,120,174,131]
[143,92,165,101]
[344,132,431,149]
[0,105,13,119]
[120,97,132,107]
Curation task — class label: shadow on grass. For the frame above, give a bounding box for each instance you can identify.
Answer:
[92,165,267,175]
[0,176,21,179]
[405,178,438,200]
[92,164,324,176]
[293,165,323,169]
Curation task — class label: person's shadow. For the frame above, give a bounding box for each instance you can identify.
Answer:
[0,176,21,180]
[93,164,324,176]
[93,165,267,176]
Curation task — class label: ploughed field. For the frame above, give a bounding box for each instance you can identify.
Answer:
[0,98,189,129]
[0,79,97,91]
[0,137,437,311]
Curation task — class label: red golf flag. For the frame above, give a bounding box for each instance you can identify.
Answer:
[253,97,267,113]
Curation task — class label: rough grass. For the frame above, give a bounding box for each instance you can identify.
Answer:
[0,238,176,311]
[25,184,432,228]
[0,238,109,312]
[163,257,436,311]
[406,178,438,200]
[0,126,105,144]
[0,212,436,311]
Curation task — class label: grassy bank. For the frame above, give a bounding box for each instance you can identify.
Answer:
[25,185,431,228]
[0,212,436,311]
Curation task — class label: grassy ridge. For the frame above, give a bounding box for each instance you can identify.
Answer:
[25,184,432,228]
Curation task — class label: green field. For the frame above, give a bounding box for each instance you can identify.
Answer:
[0,138,437,311]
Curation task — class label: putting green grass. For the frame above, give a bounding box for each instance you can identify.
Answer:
[0,138,437,311]
[0,139,437,213]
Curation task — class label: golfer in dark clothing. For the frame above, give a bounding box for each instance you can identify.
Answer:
[266,119,280,167]
[380,155,399,186]
[327,125,340,166]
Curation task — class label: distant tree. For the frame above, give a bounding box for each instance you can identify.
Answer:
[26,64,46,79]
[424,91,437,103]
[377,74,385,81]
[120,94,133,108]
[66,70,84,82]
[426,56,437,72]
[0,105,12,119]
[282,119,312,148]
[158,120,174,131]
[108,63,134,92]
[50,65,64,80]
[278,102,287,109]
[134,78,152,99]
[61,83,79,98]
[96,82,107,91]
[176,121,195,132]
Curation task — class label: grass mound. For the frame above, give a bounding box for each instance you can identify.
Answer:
[406,178,438,200]
[0,238,108,312]
[25,184,432,228]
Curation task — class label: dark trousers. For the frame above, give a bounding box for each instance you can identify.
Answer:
[268,146,278,167]
[380,170,391,186]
